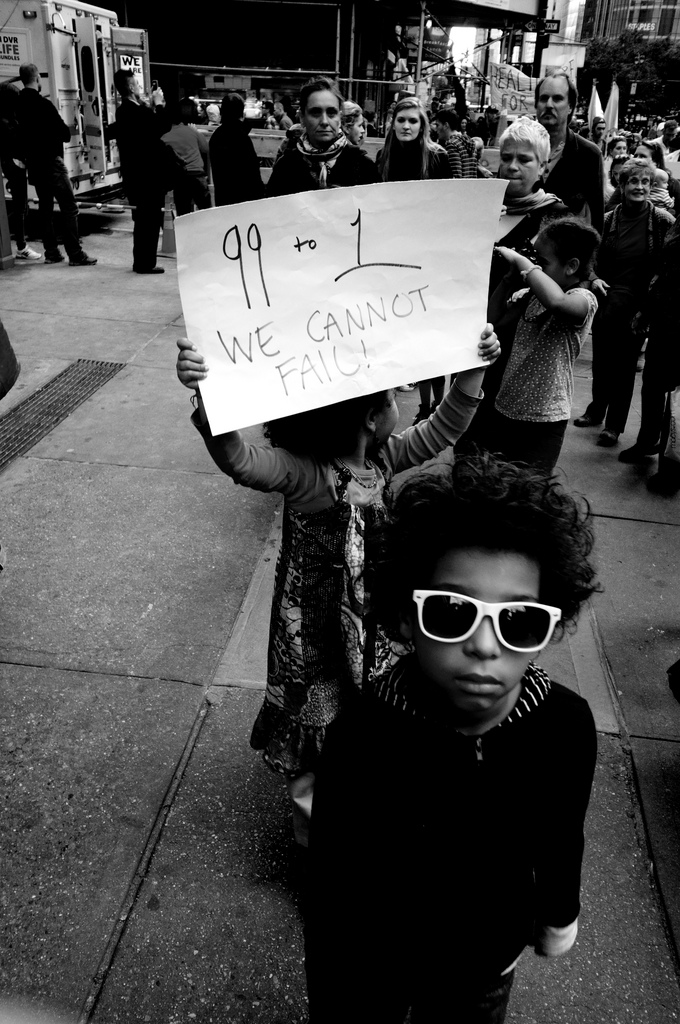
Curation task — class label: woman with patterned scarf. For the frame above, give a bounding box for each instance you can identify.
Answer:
[267,77,379,197]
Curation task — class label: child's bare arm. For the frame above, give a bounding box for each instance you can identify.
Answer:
[456,323,500,397]
[494,246,590,321]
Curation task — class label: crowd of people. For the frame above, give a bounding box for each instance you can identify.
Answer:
[2,59,678,1022]
[171,69,679,1024]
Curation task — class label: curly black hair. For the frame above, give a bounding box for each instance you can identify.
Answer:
[372,451,600,642]
[537,216,601,277]
[263,390,390,459]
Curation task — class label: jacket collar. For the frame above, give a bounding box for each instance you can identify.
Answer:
[371,656,552,732]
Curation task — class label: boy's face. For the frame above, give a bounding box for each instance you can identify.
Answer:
[400,547,540,732]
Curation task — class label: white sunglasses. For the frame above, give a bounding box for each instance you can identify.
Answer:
[412,590,562,653]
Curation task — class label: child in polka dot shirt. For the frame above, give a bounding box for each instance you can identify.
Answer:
[491,216,600,472]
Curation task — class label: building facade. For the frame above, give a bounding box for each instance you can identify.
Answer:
[581,0,680,42]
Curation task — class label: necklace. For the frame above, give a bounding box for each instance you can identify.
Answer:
[335,457,379,490]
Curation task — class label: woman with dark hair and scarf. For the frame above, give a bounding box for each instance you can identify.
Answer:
[266,77,379,196]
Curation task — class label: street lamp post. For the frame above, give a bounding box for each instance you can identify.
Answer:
[416,1,426,84]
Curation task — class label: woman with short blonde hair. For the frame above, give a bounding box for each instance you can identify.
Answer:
[498,117,551,166]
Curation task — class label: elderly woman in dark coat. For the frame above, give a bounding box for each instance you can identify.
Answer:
[631,217,680,492]
[574,158,675,449]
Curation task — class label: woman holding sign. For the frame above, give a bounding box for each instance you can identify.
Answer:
[376,97,453,423]
[266,78,379,196]
[176,326,500,847]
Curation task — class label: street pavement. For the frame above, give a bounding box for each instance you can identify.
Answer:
[1,210,679,1024]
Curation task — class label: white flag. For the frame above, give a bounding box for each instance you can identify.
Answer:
[604,81,620,134]
[588,83,604,127]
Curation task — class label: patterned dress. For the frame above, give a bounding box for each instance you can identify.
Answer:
[251,465,387,774]
[192,381,481,778]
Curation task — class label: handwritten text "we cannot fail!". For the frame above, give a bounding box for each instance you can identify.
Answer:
[215,284,430,396]
[216,208,430,397]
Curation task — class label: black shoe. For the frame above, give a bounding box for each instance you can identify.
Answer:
[647,473,680,496]
[44,249,65,264]
[618,444,660,463]
[597,429,620,447]
[69,252,97,266]
[412,404,430,425]
[574,412,603,428]
[133,266,165,274]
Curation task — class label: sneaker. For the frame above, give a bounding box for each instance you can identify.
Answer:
[397,383,416,392]
[44,250,65,264]
[596,429,620,447]
[15,246,42,261]
[69,252,97,266]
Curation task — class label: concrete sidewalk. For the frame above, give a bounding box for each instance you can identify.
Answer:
[1,214,679,1023]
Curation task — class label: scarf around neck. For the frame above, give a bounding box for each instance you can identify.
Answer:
[297,130,348,187]
[501,188,561,216]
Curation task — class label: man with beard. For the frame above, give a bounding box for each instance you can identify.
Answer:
[535,73,605,232]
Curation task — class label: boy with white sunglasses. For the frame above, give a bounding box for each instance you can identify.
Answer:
[304,452,598,1024]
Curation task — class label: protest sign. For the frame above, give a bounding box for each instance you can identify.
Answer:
[176,178,507,436]
[489,62,537,118]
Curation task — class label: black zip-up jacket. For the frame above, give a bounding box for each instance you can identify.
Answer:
[305,662,597,1023]
[17,87,70,168]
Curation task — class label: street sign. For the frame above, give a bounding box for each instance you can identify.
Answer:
[521,18,560,33]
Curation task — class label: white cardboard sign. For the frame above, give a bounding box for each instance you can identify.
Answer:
[176,178,507,436]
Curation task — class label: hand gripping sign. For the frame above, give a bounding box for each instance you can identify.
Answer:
[176,178,507,436]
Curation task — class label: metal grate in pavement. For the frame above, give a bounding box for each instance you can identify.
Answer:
[0,359,124,472]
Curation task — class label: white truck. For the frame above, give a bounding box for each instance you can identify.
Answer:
[0,0,150,199]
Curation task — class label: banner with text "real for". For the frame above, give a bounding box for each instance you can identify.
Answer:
[489,62,538,119]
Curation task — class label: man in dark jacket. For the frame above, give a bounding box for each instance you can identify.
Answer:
[209,93,264,207]
[535,72,605,232]
[112,69,168,274]
[17,63,96,266]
